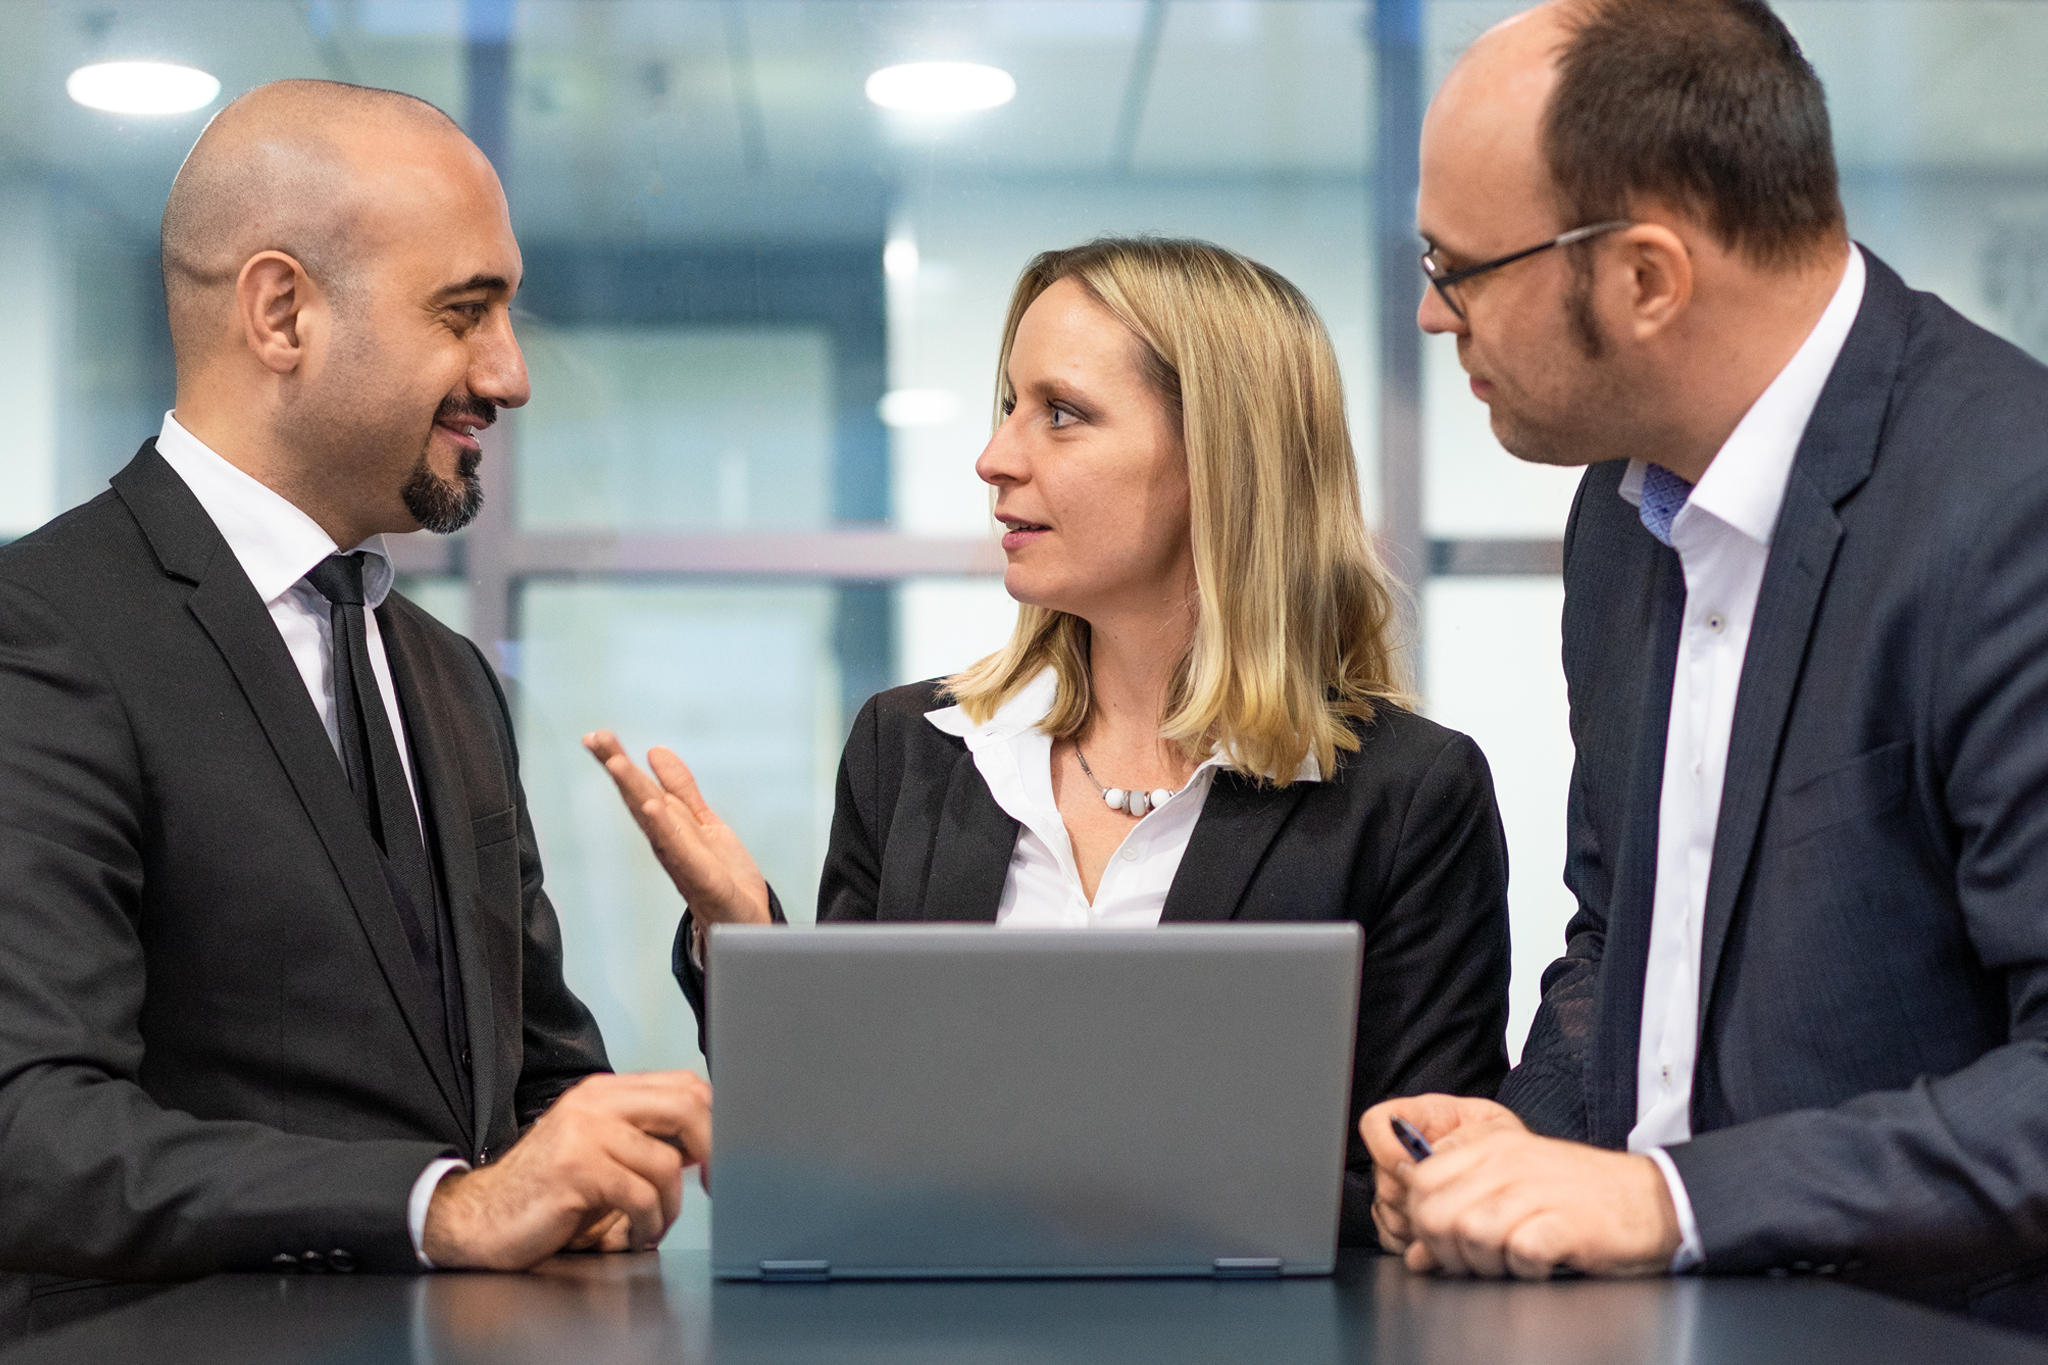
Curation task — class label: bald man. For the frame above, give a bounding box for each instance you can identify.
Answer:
[0,80,707,1336]
[1362,0,2048,1331]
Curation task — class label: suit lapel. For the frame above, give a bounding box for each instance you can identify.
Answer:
[1160,773,1310,922]
[379,602,492,1145]
[1586,546,1686,1150]
[113,448,473,1139]
[1694,249,1905,1041]
[919,749,1015,921]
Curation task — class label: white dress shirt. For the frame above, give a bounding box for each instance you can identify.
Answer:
[924,667,1318,926]
[153,412,464,1267]
[1618,246,1867,1270]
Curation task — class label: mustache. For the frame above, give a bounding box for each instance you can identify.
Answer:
[435,394,499,429]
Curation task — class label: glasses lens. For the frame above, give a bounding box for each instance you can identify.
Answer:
[1420,251,1464,319]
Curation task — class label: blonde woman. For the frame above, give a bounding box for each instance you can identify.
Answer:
[584,237,1510,1245]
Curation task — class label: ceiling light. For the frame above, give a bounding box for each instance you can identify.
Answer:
[865,63,1015,114]
[883,238,921,280]
[879,389,961,428]
[67,61,222,116]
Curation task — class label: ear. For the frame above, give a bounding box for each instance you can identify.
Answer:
[235,251,325,376]
[1613,224,1692,341]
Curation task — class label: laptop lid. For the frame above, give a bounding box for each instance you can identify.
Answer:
[707,923,1362,1280]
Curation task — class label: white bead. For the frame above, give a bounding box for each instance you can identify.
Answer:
[1151,788,1172,809]
[1103,788,1126,811]
[1126,790,1149,817]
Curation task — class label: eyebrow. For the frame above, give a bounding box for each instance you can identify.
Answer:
[433,273,516,300]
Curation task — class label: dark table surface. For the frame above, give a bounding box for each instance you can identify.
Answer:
[4,1250,2044,1365]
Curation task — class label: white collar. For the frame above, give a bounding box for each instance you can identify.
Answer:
[925,666,1322,784]
[1618,243,1867,547]
[154,410,392,609]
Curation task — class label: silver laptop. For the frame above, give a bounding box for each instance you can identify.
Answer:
[707,923,1362,1281]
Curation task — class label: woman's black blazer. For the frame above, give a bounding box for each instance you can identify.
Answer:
[676,680,1511,1247]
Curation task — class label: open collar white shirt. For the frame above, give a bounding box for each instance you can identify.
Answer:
[924,667,1318,927]
[153,411,455,1262]
[1618,245,1867,1270]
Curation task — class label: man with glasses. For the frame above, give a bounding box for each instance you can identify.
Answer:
[1364,0,2048,1332]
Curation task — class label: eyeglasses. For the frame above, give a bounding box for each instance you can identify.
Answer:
[1420,221,1633,321]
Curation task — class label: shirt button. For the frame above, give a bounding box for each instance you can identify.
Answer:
[1705,612,1726,633]
[1120,844,1140,862]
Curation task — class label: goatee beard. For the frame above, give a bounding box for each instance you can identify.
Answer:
[402,443,485,534]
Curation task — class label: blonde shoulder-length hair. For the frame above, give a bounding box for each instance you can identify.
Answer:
[943,237,1412,784]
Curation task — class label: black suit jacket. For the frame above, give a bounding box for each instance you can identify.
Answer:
[1499,250,2048,1325]
[0,444,608,1314]
[678,679,1512,1246]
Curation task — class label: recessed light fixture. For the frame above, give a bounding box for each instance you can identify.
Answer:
[67,61,222,116]
[865,62,1016,114]
[879,388,961,428]
[883,238,921,280]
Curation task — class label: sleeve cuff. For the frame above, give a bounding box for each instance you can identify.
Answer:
[408,1156,472,1269]
[1645,1146,1705,1273]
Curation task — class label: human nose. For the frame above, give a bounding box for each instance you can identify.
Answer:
[473,309,531,410]
[1417,279,1466,337]
[974,410,1028,488]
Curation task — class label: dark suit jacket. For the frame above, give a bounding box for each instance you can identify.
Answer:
[1499,250,2048,1327]
[677,679,1513,1246]
[0,444,608,1324]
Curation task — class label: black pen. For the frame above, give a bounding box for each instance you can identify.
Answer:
[1389,1115,1434,1162]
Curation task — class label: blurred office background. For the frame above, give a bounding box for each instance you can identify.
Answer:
[4,0,2045,1087]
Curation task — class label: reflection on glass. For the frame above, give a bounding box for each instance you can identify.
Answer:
[519,583,841,1075]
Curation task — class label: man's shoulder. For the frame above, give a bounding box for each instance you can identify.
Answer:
[1860,260,2048,469]
[0,489,141,583]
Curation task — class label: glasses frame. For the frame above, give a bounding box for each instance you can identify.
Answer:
[1420,221,1634,321]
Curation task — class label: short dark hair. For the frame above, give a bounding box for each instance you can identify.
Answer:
[1546,0,1844,267]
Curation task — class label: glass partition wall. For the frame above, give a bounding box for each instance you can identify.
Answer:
[7,0,2047,1153]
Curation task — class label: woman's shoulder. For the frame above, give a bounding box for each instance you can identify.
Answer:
[857,678,960,732]
[843,680,971,774]
[1326,701,1492,791]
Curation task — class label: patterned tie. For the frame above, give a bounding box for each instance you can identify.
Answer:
[302,553,469,1086]
[1638,463,1694,547]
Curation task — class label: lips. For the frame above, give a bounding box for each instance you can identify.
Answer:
[995,514,1049,552]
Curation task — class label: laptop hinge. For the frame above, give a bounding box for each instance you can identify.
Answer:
[1213,1257,1283,1279]
[760,1259,831,1282]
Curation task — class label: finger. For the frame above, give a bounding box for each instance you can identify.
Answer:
[1372,1198,1412,1253]
[601,1125,688,1231]
[647,747,719,825]
[582,729,625,761]
[591,1163,668,1252]
[1450,1209,1512,1280]
[566,1208,626,1252]
[1404,1238,1440,1274]
[570,1071,715,1164]
[1503,1211,1571,1281]
[1359,1102,1419,1173]
[601,751,674,822]
[597,1213,635,1253]
[1406,1161,1509,1279]
[1428,1170,1544,1281]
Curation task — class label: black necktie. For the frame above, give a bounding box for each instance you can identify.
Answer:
[303,553,469,1089]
